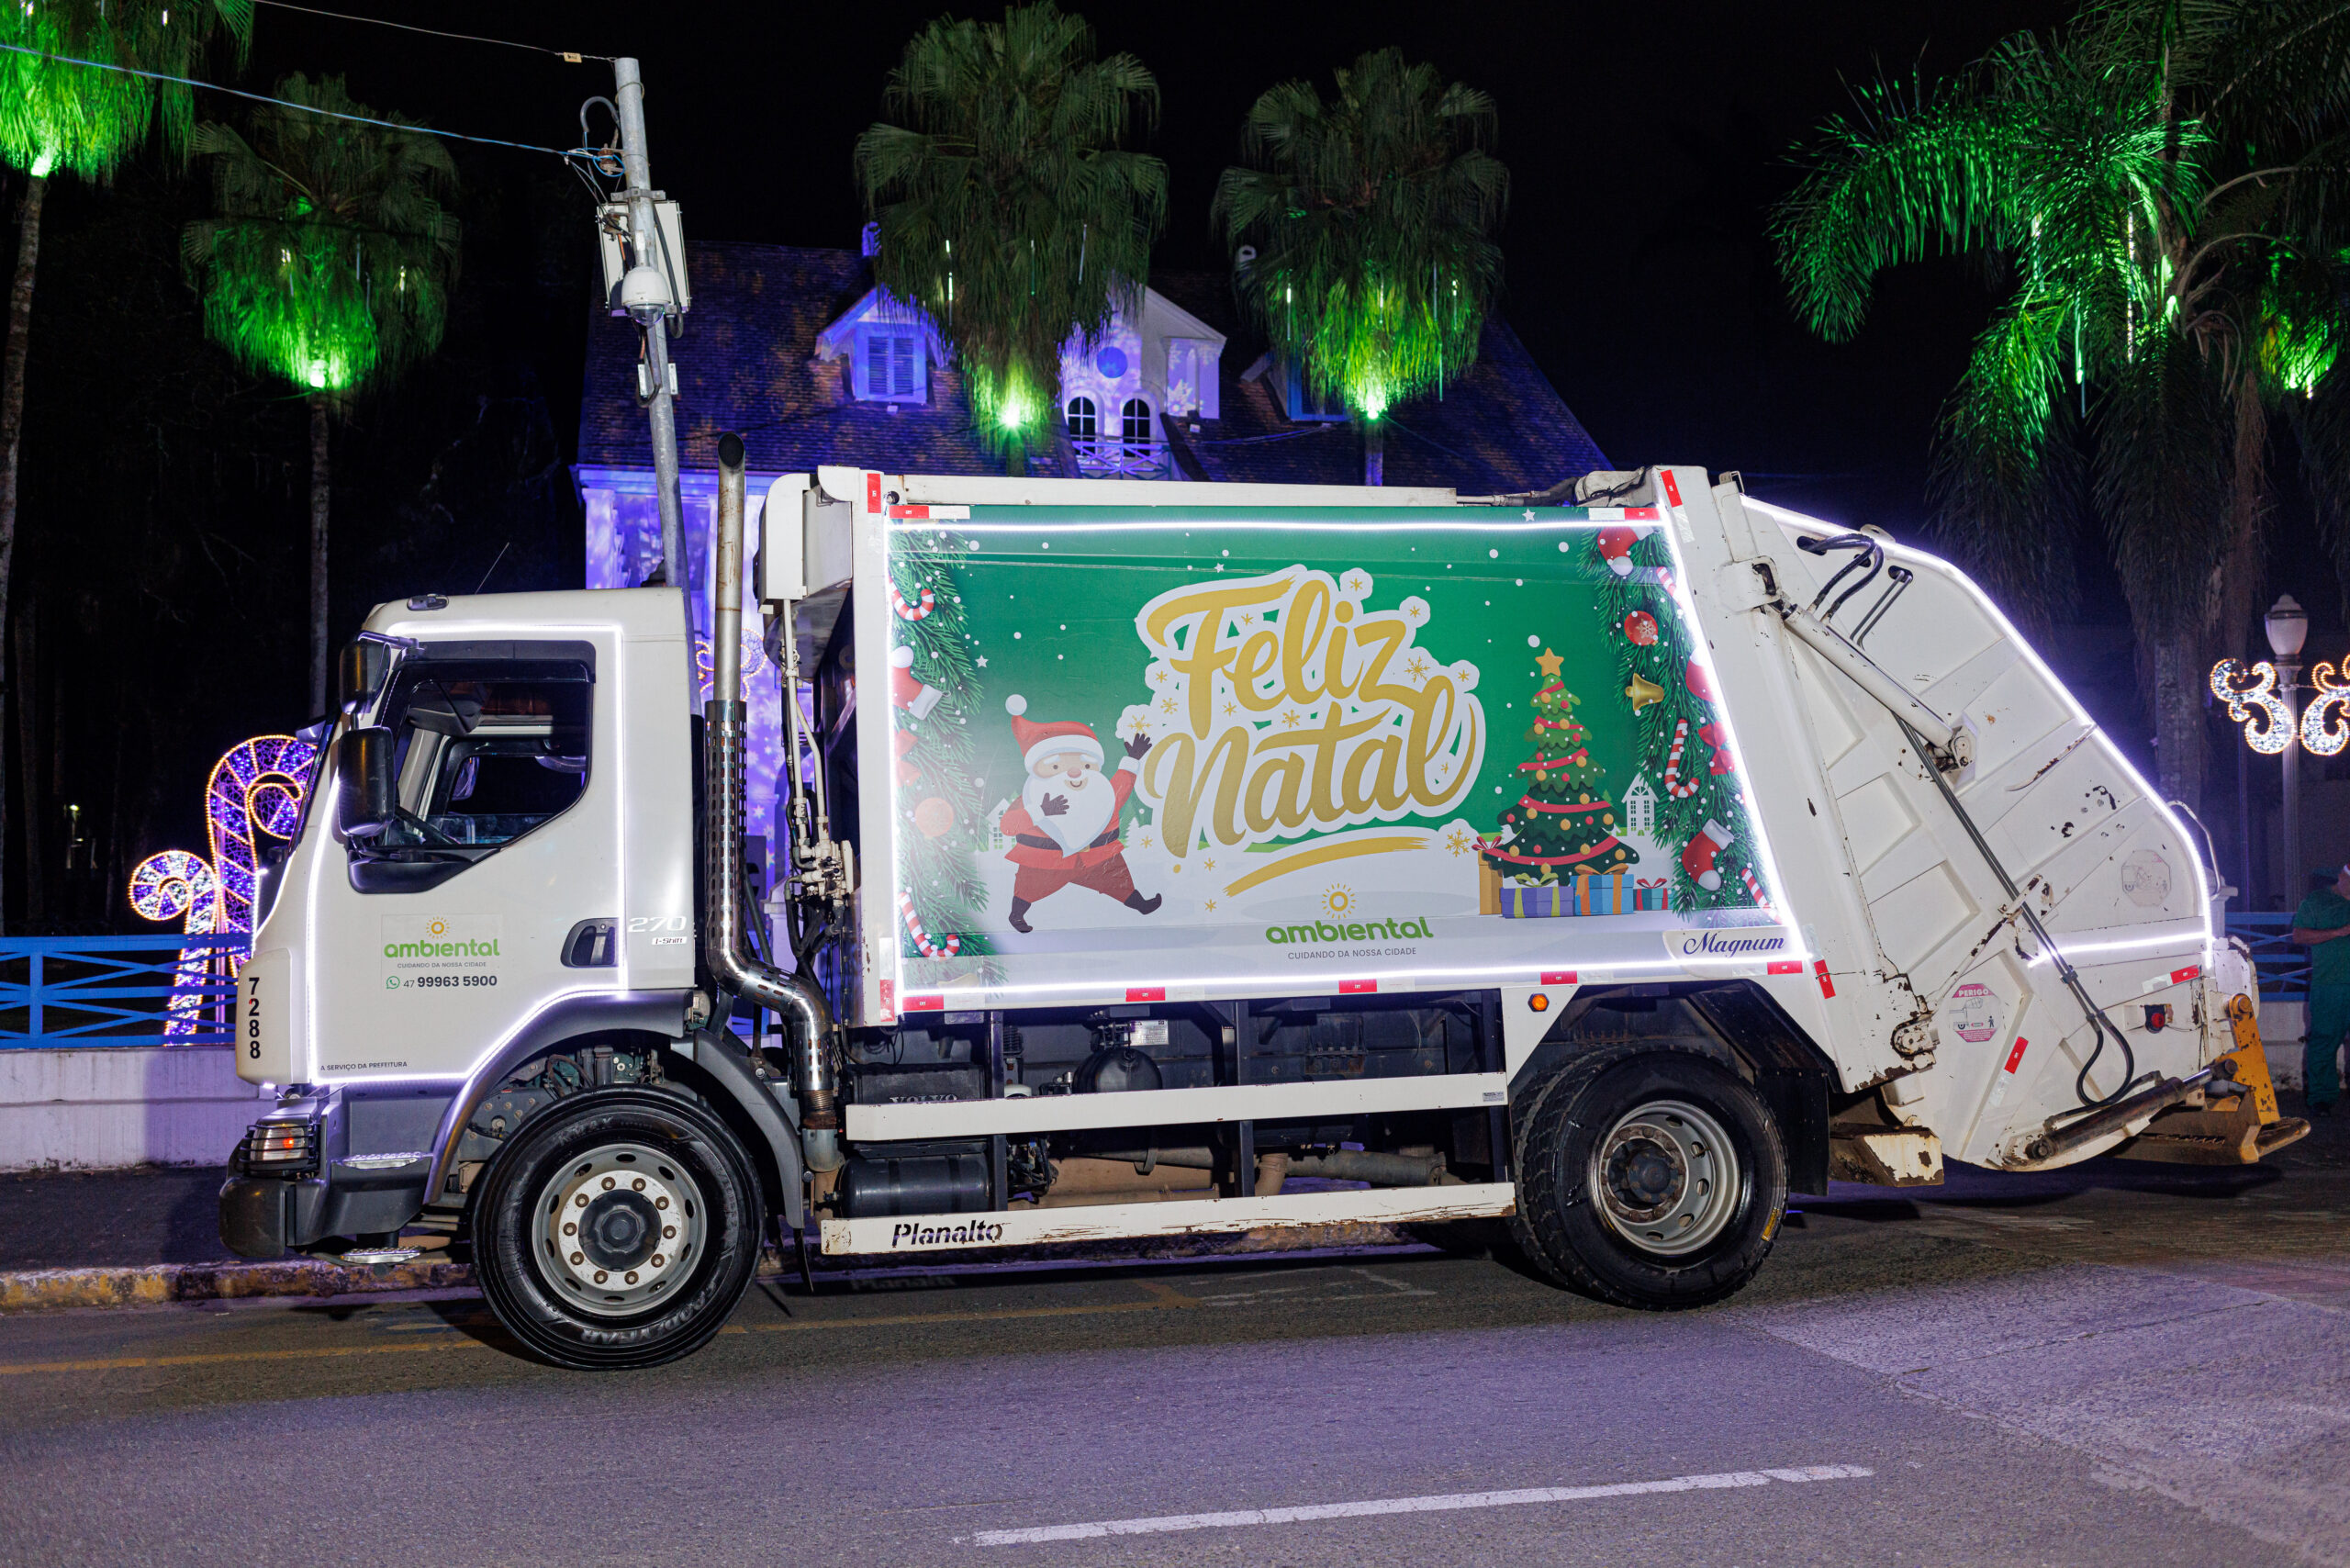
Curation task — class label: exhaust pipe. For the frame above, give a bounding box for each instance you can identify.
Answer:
[710,432,842,1171]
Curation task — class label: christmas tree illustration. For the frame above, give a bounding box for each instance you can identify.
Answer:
[1478,649,1635,888]
[1592,524,1767,912]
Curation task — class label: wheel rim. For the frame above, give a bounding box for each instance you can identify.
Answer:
[1587,1098,1741,1258]
[533,1142,705,1318]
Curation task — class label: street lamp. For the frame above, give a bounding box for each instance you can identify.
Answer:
[2212,594,2350,906]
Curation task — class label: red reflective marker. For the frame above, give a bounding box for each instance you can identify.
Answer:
[902,994,945,1014]
[1539,970,1577,986]
[1125,986,1166,1003]
[1766,960,1804,976]
[1814,960,1836,999]
[1339,980,1378,994]
[2004,1037,2030,1073]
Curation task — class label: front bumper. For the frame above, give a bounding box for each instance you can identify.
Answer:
[220,1094,439,1257]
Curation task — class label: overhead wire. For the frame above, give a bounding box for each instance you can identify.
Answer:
[0,38,580,159]
[250,0,612,62]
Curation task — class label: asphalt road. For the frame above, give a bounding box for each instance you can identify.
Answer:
[4,1154,2349,1567]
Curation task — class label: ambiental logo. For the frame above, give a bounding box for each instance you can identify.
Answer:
[1265,916,1433,946]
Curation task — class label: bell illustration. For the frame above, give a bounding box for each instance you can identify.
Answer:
[1625,672,1665,711]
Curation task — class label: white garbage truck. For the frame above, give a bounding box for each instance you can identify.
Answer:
[218,442,2302,1367]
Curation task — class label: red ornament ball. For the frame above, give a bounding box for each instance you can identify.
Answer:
[1686,656,1716,702]
[1623,610,1660,646]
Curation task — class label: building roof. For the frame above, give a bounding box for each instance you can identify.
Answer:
[577,241,1607,491]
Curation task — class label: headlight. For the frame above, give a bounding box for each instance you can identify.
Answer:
[238,1118,318,1175]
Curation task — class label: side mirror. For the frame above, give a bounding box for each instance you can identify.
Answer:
[335,726,396,842]
[338,639,392,714]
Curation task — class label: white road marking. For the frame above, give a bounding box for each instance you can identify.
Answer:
[965,1463,1874,1545]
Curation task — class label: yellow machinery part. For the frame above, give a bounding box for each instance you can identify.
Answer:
[2109,994,2308,1165]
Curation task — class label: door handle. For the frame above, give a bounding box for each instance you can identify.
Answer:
[561,918,619,969]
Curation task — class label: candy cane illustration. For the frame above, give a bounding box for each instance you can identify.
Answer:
[890,583,936,622]
[1740,865,1770,908]
[1662,718,1700,799]
[132,734,318,1036]
[897,890,962,958]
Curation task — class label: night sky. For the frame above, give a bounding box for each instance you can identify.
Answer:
[46,0,2293,924]
[243,0,2069,526]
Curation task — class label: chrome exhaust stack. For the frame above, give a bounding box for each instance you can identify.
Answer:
[709,432,842,1170]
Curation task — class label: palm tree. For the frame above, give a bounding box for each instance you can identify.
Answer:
[183,74,458,715]
[856,2,1166,468]
[1772,5,2350,812]
[0,0,250,930]
[1214,49,1508,485]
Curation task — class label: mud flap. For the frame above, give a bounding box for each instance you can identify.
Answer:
[2112,994,2311,1165]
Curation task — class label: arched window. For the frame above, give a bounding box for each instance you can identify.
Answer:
[1065,397,1097,438]
[1121,397,1152,444]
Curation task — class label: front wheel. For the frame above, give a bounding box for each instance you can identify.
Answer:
[474,1087,764,1369]
[1516,1049,1785,1310]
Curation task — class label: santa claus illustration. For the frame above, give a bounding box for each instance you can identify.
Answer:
[999,695,1161,934]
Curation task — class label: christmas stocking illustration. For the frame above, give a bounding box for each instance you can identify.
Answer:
[1683,819,1733,892]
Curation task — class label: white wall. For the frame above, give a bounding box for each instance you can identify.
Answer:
[2262,1001,2310,1088]
[0,1047,265,1171]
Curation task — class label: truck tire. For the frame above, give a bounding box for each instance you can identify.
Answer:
[474,1087,764,1370]
[1504,1059,1583,1285]
[1516,1048,1785,1310]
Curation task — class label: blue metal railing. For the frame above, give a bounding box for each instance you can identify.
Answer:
[0,935,245,1047]
[2223,913,2307,1001]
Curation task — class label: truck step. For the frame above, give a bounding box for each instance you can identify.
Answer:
[819,1182,1516,1258]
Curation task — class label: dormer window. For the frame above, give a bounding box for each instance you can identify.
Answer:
[856,326,925,403]
[1065,396,1098,438]
[1273,360,1349,422]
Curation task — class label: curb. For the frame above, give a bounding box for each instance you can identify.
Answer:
[0,1217,1460,1315]
[0,1257,474,1313]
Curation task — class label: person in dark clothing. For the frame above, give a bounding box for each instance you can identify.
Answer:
[2290,864,2350,1114]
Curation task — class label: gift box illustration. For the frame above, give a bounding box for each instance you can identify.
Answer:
[1489,872,1671,918]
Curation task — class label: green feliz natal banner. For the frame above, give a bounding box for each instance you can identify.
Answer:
[882,507,1785,1000]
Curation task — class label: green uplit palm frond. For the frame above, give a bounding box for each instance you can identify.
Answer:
[1774,27,2210,628]
[1213,48,1507,421]
[181,73,458,397]
[0,0,251,179]
[855,2,1167,457]
[1926,299,2085,623]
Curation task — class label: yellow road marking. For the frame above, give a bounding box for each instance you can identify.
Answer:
[1224,834,1423,896]
[0,1339,498,1375]
[0,1281,1205,1373]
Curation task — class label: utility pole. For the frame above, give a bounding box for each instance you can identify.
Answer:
[612,57,685,591]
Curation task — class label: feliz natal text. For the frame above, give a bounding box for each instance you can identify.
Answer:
[1131,567,1485,852]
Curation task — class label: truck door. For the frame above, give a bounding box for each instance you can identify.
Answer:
[308,639,620,1082]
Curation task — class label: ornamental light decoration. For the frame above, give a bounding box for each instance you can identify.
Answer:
[2301,661,2350,756]
[2210,658,2295,754]
[129,734,317,1035]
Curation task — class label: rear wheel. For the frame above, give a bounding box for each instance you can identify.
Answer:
[475,1087,763,1369]
[1516,1049,1785,1309]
